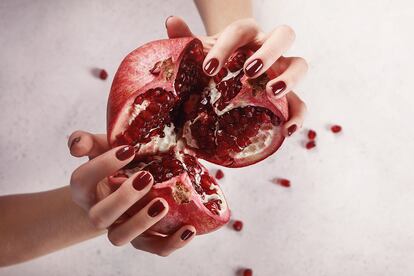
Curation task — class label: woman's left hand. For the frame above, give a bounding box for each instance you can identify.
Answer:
[166,16,308,137]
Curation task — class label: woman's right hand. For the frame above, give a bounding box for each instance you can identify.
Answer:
[67,131,196,256]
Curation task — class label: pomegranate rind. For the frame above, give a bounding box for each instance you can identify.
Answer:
[107,37,196,145]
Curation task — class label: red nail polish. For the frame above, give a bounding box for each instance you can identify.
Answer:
[132,172,152,191]
[271,81,286,96]
[245,59,263,77]
[115,146,135,161]
[165,15,173,29]
[204,58,219,75]
[287,124,297,136]
[70,137,81,150]
[148,200,165,217]
[181,229,194,241]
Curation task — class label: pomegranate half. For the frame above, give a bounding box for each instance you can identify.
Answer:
[107,37,288,235]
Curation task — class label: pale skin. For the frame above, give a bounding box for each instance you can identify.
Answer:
[0,0,307,267]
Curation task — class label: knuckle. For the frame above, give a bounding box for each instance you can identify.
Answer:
[88,209,106,229]
[296,57,309,72]
[157,250,171,257]
[279,24,296,41]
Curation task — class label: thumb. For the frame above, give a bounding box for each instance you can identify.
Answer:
[165,16,194,38]
[68,131,109,159]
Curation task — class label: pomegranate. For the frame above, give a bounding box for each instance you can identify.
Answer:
[107,37,289,235]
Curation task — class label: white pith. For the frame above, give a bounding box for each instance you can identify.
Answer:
[128,100,149,125]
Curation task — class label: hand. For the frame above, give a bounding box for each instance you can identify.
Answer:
[68,131,196,256]
[166,16,308,137]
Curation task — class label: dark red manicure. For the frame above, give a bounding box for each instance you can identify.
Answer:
[180,229,194,241]
[245,59,263,77]
[287,124,297,136]
[115,146,135,161]
[165,15,173,29]
[271,81,286,96]
[70,137,81,150]
[133,172,152,191]
[148,200,165,217]
[204,58,219,75]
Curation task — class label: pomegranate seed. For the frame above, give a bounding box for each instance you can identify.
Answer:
[232,220,243,231]
[275,178,291,187]
[306,141,316,150]
[99,69,108,80]
[243,268,253,276]
[331,124,342,133]
[215,169,224,180]
[308,129,317,140]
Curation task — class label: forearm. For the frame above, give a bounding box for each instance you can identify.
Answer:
[0,186,103,267]
[194,0,253,35]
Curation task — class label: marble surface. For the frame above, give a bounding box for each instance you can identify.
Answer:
[1,0,414,275]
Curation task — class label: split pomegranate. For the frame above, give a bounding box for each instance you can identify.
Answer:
[107,37,289,235]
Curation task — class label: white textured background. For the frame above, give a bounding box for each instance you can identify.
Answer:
[1,0,414,275]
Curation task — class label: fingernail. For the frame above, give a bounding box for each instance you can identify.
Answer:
[287,124,297,136]
[165,15,173,29]
[181,230,194,241]
[133,172,152,191]
[204,58,219,75]
[70,137,81,150]
[271,81,286,96]
[245,59,263,77]
[148,200,165,217]
[115,146,135,161]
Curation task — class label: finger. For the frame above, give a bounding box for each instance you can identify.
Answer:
[70,145,135,207]
[131,225,195,257]
[203,18,260,76]
[266,56,308,99]
[165,16,194,38]
[88,171,153,229]
[107,198,169,246]
[282,91,307,137]
[156,225,196,256]
[68,131,109,159]
[244,25,296,78]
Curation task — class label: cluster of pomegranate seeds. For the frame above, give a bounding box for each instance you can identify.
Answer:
[243,268,253,276]
[308,129,317,140]
[331,124,342,133]
[136,152,222,215]
[99,69,108,80]
[215,169,224,180]
[116,88,176,146]
[232,220,243,231]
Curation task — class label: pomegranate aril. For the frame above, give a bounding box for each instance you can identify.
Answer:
[243,268,253,276]
[204,199,221,215]
[232,220,243,231]
[331,124,342,133]
[99,69,108,80]
[306,141,316,150]
[308,129,317,140]
[275,178,291,187]
[225,51,247,72]
[147,103,161,113]
[140,110,153,121]
[215,169,224,180]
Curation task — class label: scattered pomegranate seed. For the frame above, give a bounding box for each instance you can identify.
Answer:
[276,178,291,187]
[99,69,108,80]
[215,169,224,180]
[305,141,316,150]
[307,129,317,140]
[331,124,342,133]
[232,220,243,231]
[243,268,253,276]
